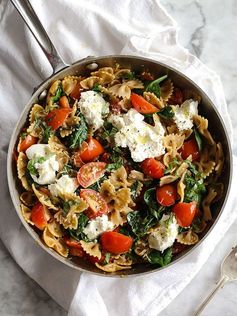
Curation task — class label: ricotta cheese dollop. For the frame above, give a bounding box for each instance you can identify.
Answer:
[109,108,165,162]
[172,99,198,131]
[83,215,115,240]
[48,174,78,197]
[148,214,179,252]
[25,144,59,185]
[78,91,110,131]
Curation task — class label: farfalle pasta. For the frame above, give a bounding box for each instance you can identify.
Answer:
[15,64,224,273]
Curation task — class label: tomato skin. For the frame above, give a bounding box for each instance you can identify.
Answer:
[70,82,82,100]
[156,184,177,206]
[173,202,197,227]
[59,96,70,109]
[64,237,82,249]
[69,247,85,257]
[45,108,70,130]
[18,135,37,152]
[79,138,104,162]
[100,231,133,254]
[31,202,48,230]
[141,158,165,179]
[180,138,200,161]
[131,93,158,114]
[77,162,106,188]
[80,189,108,219]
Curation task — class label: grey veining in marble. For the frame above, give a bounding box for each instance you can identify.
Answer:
[0,0,237,315]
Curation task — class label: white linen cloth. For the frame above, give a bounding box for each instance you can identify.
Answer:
[0,0,236,315]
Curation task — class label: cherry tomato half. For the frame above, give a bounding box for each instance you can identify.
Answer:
[141,158,165,179]
[59,96,71,109]
[173,202,197,227]
[77,162,106,188]
[45,108,71,130]
[100,231,133,254]
[31,202,48,230]
[18,135,38,152]
[156,184,177,206]
[131,93,158,114]
[180,138,200,161]
[80,189,108,219]
[79,138,104,162]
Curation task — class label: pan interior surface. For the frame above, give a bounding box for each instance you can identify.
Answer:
[7,55,232,277]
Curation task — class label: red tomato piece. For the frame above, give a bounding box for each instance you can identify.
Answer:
[59,95,71,109]
[79,138,104,162]
[131,93,158,114]
[80,189,108,219]
[173,202,197,227]
[100,231,133,254]
[31,202,48,230]
[45,108,70,130]
[77,162,106,188]
[180,138,200,161]
[64,237,82,249]
[70,83,82,100]
[156,184,177,206]
[141,158,165,179]
[18,135,38,152]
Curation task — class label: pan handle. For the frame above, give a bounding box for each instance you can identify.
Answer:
[10,0,69,73]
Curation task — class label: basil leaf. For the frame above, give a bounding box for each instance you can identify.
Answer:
[21,132,28,140]
[92,83,102,92]
[103,253,111,265]
[52,85,63,102]
[120,71,135,80]
[145,75,167,97]
[27,156,47,176]
[147,247,172,267]
[194,128,203,151]
[106,162,123,172]
[101,122,118,141]
[68,213,89,241]
[67,114,88,149]
[157,106,174,119]
[130,180,140,200]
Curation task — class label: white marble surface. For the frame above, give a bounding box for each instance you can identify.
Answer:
[0,0,237,315]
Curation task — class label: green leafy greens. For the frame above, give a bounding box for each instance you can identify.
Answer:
[27,156,47,176]
[157,106,174,119]
[147,248,172,267]
[145,75,167,97]
[184,174,206,204]
[144,188,165,219]
[52,85,63,102]
[68,213,90,242]
[194,128,203,151]
[67,114,88,149]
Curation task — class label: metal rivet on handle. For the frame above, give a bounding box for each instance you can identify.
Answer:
[86,62,98,70]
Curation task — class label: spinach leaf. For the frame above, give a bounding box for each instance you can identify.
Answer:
[87,175,107,191]
[21,132,28,140]
[184,174,206,204]
[147,247,172,267]
[121,71,135,80]
[143,188,164,219]
[67,114,88,149]
[68,213,89,241]
[52,85,63,102]
[33,118,53,142]
[164,157,179,174]
[109,147,124,164]
[194,128,203,151]
[103,253,111,265]
[127,211,155,238]
[145,75,167,97]
[101,122,118,141]
[157,106,174,119]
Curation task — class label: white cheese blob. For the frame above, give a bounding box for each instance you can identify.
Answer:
[83,215,115,240]
[48,175,78,197]
[108,109,165,162]
[25,144,59,185]
[172,99,198,131]
[148,214,179,252]
[78,91,110,131]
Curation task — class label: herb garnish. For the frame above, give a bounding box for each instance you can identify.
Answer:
[145,75,167,97]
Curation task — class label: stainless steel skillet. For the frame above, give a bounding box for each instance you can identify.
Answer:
[7,0,232,276]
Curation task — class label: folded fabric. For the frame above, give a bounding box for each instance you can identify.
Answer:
[0,1,235,315]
